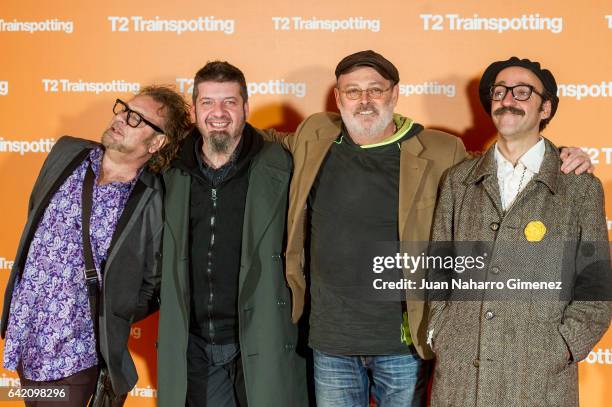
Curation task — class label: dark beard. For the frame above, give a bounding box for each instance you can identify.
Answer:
[209,130,233,154]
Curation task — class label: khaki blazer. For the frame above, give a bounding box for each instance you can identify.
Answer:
[428,139,612,406]
[275,112,466,359]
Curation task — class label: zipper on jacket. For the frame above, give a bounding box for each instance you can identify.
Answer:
[207,187,217,343]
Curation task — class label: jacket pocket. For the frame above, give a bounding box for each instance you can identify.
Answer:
[552,327,572,372]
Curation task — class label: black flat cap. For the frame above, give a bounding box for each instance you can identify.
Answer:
[479,57,559,119]
[335,50,400,85]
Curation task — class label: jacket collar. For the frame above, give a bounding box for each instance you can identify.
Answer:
[465,137,559,194]
[532,139,560,194]
[174,123,263,176]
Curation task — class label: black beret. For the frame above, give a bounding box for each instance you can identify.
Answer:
[478,57,559,119]
[335,50,400,85]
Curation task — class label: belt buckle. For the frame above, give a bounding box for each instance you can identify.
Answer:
[83,268,98,283]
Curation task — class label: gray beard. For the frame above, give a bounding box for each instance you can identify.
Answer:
[101,129,130,153]
[340,107,394,141]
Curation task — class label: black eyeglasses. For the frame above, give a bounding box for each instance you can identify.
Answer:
[113,99,164,134]
[489,84,545,102]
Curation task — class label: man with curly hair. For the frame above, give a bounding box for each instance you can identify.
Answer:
[1,85,191,406]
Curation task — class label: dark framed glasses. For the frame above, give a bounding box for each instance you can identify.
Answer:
[489,84,544,102]
[113,99,164,134]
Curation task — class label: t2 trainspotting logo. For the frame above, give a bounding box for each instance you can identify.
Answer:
[42,79,140,94]
[0,138,55,155]
[557,82,612,100]
[419,13,562,33]
[176,78,306,98]
[583,348,612,365]
[108,16,234,35]
[580,147,612,166]
[0,257,14,270]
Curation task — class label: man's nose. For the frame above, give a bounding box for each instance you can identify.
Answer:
[500,89,517,106]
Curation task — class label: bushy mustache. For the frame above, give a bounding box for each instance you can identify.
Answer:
[493,106,525,116]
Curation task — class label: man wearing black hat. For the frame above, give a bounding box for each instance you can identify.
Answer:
[427,57,611,406]
[263,51,594,407]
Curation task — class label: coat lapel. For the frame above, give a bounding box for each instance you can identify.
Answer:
[289,136,336,222]
[398,136,429,240]
[466,147,504,217]
[104,173,155,270]
[239,162,289,297]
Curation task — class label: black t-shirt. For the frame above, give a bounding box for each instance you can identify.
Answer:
[308,121,423,355]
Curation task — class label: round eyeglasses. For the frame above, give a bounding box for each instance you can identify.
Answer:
[339,87,392,100]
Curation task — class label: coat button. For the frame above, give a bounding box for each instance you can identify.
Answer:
[473,359,480,367]
[490,267,500,275]
[272,254,282,260]
[284,344,294,350]
[485,311,494,320]
[490,222,500,231]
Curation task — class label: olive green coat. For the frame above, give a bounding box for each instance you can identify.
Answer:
[157,141,308,406]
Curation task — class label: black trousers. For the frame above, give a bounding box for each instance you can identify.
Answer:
[186,334,247,407]
[17,364,99,407]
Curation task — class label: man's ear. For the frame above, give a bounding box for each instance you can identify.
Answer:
[190,103,196,123]
[334,87,341,110]
[540,99,552,120]
[390,83,399,107]
[243,101,250,120]
[148,133,167,154]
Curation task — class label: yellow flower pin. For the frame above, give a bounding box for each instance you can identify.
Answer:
[524,221,547,242]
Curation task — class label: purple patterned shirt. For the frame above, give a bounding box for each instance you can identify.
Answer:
[3,147,138,381]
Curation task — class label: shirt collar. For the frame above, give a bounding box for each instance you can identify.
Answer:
[494,137,545,174]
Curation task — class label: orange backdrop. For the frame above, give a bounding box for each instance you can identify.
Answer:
[1,1,611,405]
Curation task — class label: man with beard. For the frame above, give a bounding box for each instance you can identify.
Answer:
[1,85,191,405]
[157,61,308,407]
[265,50,593,406]
[427,57,611,407]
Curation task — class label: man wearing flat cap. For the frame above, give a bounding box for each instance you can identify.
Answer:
[263,50,594,406]
[260,50,466,405]
[427,57,612,406]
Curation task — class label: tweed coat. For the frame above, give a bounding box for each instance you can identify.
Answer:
[268,111,467,359]
[428,138,612,407]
